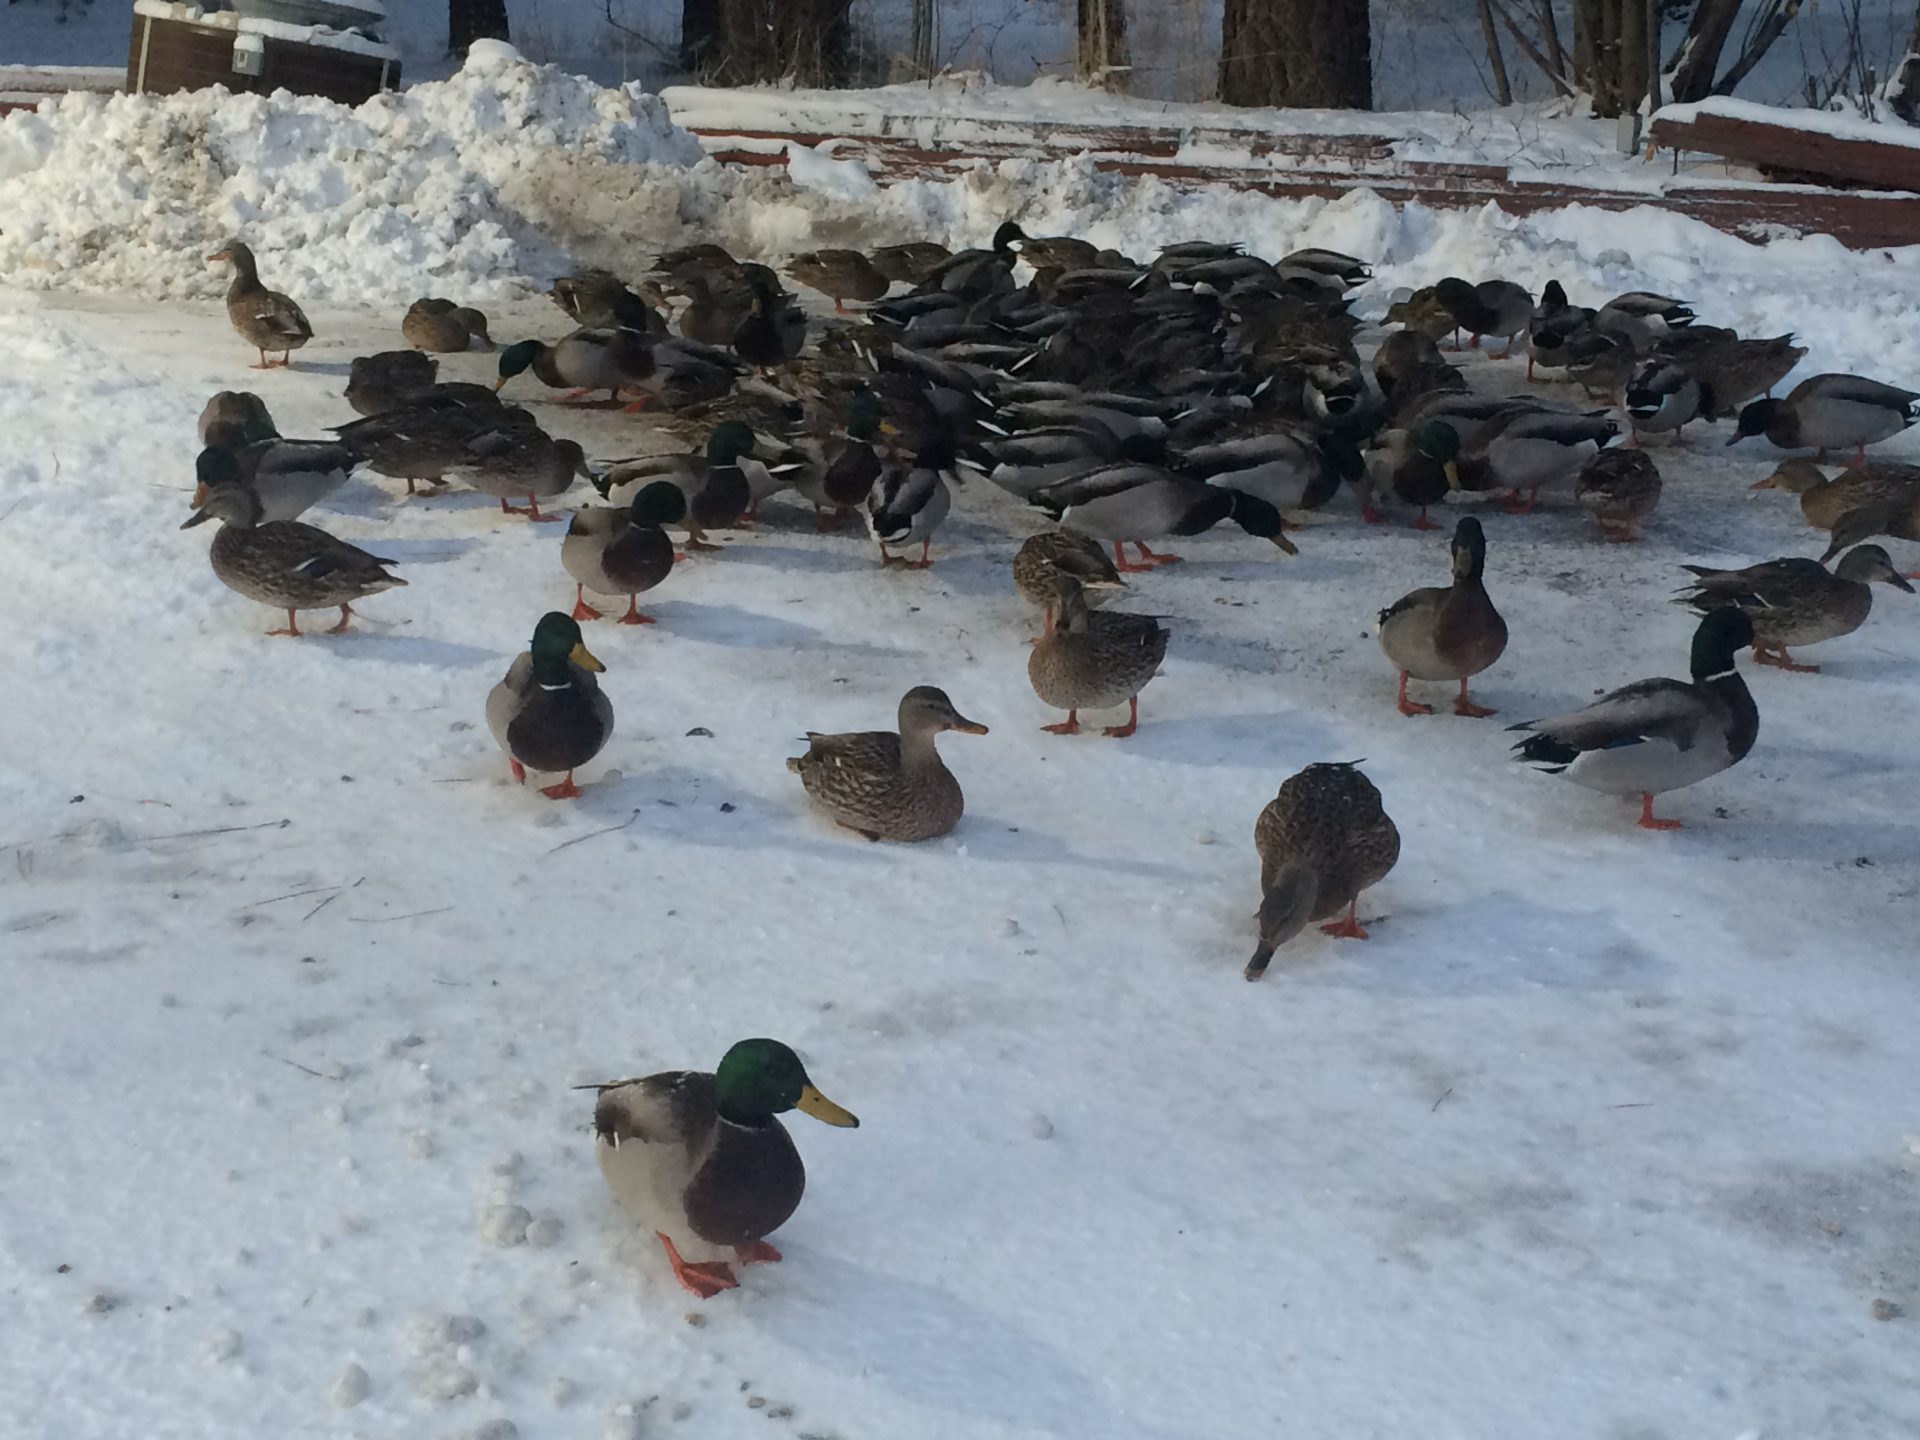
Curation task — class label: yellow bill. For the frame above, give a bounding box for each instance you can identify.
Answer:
[795,1083,859,1128]
[569,641,606,673]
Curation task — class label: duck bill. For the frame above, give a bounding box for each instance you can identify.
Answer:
[1270,530,1299,556]
[180,506,213,530]
[492,377,509,393]
[1892,572,1916,594]
[795,1084,859,1128]
[949,714,989,736]
[205,247,232,263]
[191,482,210,507]
[1748,476,1776,491]
[569,642,606,673]
[1443,460,1461,491]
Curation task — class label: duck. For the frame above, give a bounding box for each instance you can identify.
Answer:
[485,612,612,799]
[1575,448,1662,542]
[198,390,277,447]
[1176,428,1360,517]
[1013,530,1125,630]
[344,350,439,418]
[1749,457,1920,531]
[869,242,952,285]
[207,240,312,369]
[731,290,809,370]
[1678,547,1912,672]
[597,422,758,550]
[1820,489,1920,566]
[1029,465,1296,572]
[1363,422,1461,530]
[562,480,685,626]
[551,270,666,334]
[1624,360,1711,443]
[1373,328,1447,397]
[963,423,1156,499]
[402,298,479,353]
[449,429,587,521]
[1668,333,1804,413]
[1385,287,1459,342]
[787,250,891,313]
[866,442,955,569]
[1432,277,1531,356]
[1525,280,1595,382]
[180,484,404,636]
[495,329,655,407]
[1376,516,1506,717]
[1246,762,1400,980]
[787,686,988,842]
[1727,374,1920,462]
[192,439,353,522]
[585,1038,858,1298]
[1595,291,1694,348]
[919,222,1020,302]
[1563,329,1638,403]
[1279,247,1371,288]
[1458,408,1619,514]
[999,222,1101,273]
[1510,608,1758,830]
[332,391,539,495]
[793,384,887,524]
[1027,576,1168,737]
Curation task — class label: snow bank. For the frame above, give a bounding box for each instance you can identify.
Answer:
[0,44,702,304]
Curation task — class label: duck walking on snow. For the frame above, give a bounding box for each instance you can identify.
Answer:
[208,240,312,369]
[1247,763,1400,980]
[180,485,403,636]
[1377,517,1506,717]
[1027,575,1169,737]
[1679,548,1913,672]
[562,480,685,625]
[486,612,613,800]
[1727,374,1920,464]
[586,1039,857,1299]
[867,443,954,569]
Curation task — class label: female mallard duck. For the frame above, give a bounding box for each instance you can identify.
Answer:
[1670,333,1803,413]
[787,686,987,842]
[1247,762,1399,978]
[1458,408,1618,514]
[192,439,353,522]
[586,1038,858,1298]
[448,428,587,522]
[869,242,952,286]
[1385,287,1459,342]
[1525,280,1595,382]
[1821,489,1920,567]
[1013,531,1124,630]
[207,240,312,369]
[1027,576,1168,737]
[563,481,686,625]
[180,485,404,636]
[1432,277,1531,356]
[1678,546,1912,672]
[198,390,277,447]
[1728,374,1920,463]
[402,298,477,353]
[1377,516,1506,717]
[1563,329,1638,403]
[1749,457,1920,532]
[343,351,439,418]
[1028,464,1295,572]
[1363,422,1460,530]
[999,222,1101,273]
[787,250,891,313]
[486,611,612,799]
[551,270,667,334]
[866,442,955,569]
[598,422,757,550]
[1575,448,1661,542]
[1373,328,1447,397]
[1510,608,1757,830]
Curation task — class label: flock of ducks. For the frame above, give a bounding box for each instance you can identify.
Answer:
[180,227,1920,1296]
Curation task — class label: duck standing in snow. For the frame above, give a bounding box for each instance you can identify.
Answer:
[1678,547,1912,672]
[449,429,588,522]
[1727,374,1920,464]
[787,250,891,313]
[343,351,439,418]
[1377,517,1506,718]
[180,485,403,637]
[485,612,612,800]
[1027,575,1169,738]
[1575,448,1662,542]
[562,480,684,625]
[198,390,277,447]
[1029,465,1295,572]
[192,438,354,524]
[1749,457,1920,533]
[585,1039,858,1299]
[1510,609,1757,830]
[1247,762,1401,980]
[1013,531,1124,632]
[788,686,987,842]
[867,441,954,568]
[1432,277,1531,357]
[208,240,312,369]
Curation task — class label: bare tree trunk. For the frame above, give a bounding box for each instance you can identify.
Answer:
[1666,0,1740,103]
[1537,0,1567,81]
[1889,0,1920,121]
[1077,0,1130,90]
[681,0,720,73]
[448,0,509,57]
[908,0,937,79]
[701,0,853,85]
[1219,0,1371,108]
[1618,0,1647,109]
[1478,0,1514,105]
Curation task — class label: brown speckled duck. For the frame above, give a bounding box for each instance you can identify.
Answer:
[787,250,890,313]
[787,686,987,842]
[1027,575,1169,737]
[1575,448,1662,542]
[1751,457,1920,532]
[1247,762,1401,979]
[208,240,312,368]
[180,485,403,636]
[1679,547,1912,672]
[1013,531,1124,631]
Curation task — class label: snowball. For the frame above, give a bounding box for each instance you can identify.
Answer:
[331,1361,370,1409]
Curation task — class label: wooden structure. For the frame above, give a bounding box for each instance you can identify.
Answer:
[0,66,122,118]
[1649,104,1920,193]
[127,3,398,107]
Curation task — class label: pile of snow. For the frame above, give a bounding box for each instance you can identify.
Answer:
[0,43,703,303]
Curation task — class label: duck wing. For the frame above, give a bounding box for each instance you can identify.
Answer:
[590,1070,716,1152]
[1511,678,1709,767]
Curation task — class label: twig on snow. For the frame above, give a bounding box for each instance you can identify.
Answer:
[269,1053,343,1081]
[349,906,452,924]
[1432,1087,1454,1112]
[542,808,642,858]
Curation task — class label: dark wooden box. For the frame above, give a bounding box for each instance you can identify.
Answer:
[128,9,399,107]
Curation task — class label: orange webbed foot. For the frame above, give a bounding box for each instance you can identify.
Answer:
[738,1240,782,1265]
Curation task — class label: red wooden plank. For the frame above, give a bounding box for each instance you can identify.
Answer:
[1651,110,1920,192]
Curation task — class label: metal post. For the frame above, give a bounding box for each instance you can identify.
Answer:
[135,15,153,94]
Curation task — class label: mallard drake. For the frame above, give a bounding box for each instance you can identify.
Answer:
[485,612,611,799]
[787,250,891,313]
[791,384,886,524]
[1280,248,1371,287]
[919,222,1020,302]
[180,485,403,636]
[597,422,757,550]
[448,429,587,521]
[869,242,952,285]
[1013,530,1124,629]
[1625,360,1710,442]
[1525,280,1595,382]
[585,1038,857,1298]
[402,298,477,353]
[1247,762,1400,979]
[1595,291,1694,348]
[1728,374,1920,462]
[344,351,439,418]
[1029,464,1295,571]
[192,439,352,522]
[1176,429,1359,517]
[495,329,653,407]
[198,390,277,447]
[867,443,954,569]
[550,270,666,335]
[787,686,987,842]
[961,423,1153,499]
[562,481,685,626]
[1385,287,1458,342]
[732,291,809,371]
[1749,457,1920,531]
[1575,448,1661,542]
[1376,516,1506,717]
[1432,277,1531,356]
[1679,547,1912,672]
[1363,422,1461,530]
[1510,608,1758,830]
[207,240,312,369]
[1027,576,1168,737]
[1458,409,1618,514]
